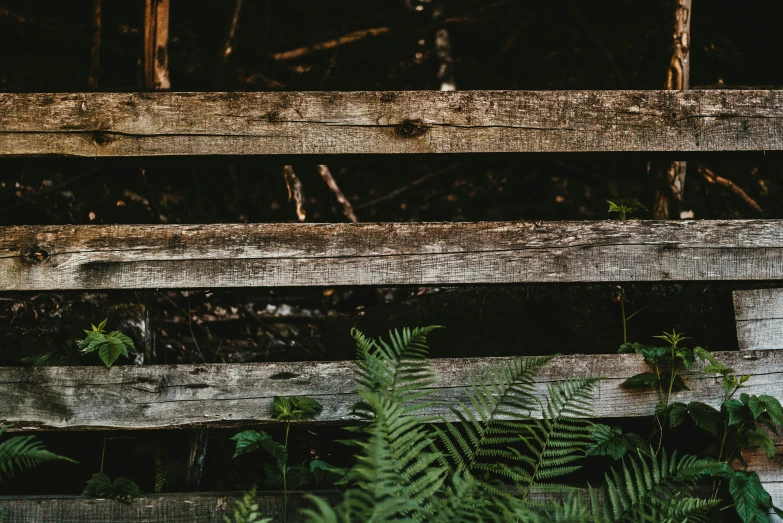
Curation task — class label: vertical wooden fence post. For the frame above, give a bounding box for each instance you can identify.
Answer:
[143,0,171,89]
[653,0,691,219]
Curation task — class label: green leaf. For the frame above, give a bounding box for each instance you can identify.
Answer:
[263,462,282,488]
[759,395,783,427]
[273,396,323,421]
[669,402,689,429]
[309,460,345,485]
[746,429,776,459]
[618,342,652,354]
[641,347,671,365]
[675,348,695,369]
[82,473,141,503]
[97,342,122,369]
[231,430,265,459]
[662,371,689,392]
[726,399,752,426]
[621,372,661,389]
[687,402,721,436]
[729,470,776,523]
[586,424,633,460]
[0,432,77,480]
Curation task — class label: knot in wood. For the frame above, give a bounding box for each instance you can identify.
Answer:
[394,118,428,138]
[92,131,113,146]
[21,244,49,264]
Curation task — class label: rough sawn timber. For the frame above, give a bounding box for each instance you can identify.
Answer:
[4,220,783,290]
[0,350,780,431]
[2,90,783,156]
[733,288,783,350]
[0,491,331,523]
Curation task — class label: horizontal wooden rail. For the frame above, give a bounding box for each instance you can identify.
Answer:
[0,462,779,523]
[0,491,325,523]
[734,288,783,351]
[1,350,780,431]
[1,90,782,156]
[4,220,783,290]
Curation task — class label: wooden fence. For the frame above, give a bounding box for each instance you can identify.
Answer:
[1,2,782,522]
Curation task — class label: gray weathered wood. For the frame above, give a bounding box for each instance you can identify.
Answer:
[2,90,783,156]
[0,350,780,431]
[4,220,783,290]
[733,289,783,351]
[0,491,330,523]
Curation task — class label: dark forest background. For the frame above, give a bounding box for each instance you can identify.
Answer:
[0,0,781,497]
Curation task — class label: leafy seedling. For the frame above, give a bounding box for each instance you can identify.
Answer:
[77,318,137,369]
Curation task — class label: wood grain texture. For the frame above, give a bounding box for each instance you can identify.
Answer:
[733,289,783,350]
[2,90,783,156]
[0,491,330,523]
[0,350,780,431]
[4,220,783,290]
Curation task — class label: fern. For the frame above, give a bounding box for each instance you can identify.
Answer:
[352,326,441,410]
[596,448,719,523]
[304,326,724,523]
[0,426,75,480]
[435,355,596,504]
[225,486,272,523]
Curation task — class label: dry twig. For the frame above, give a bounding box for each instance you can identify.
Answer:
[283,165,306,222]
[272,27,390,61]
[317,165,358,223]
[214,0,244,85]
[697,164,763,213]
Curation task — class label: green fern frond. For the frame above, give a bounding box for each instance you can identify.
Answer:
[519,379,597,497]
[0,427,76,480]
[352,326,441,410]
[598,448,718,523]
[224,486,272,523]
[436,355,556,481]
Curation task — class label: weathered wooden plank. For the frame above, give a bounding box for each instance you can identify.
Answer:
[4,220,783,290]
[733,289,783,350]
[1,90,783,156]
[0,491,330,523]
[0,483,779,522]
[0,350,780,431]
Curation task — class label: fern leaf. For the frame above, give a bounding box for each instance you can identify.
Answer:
[437,355,556,482]
[0,431,76,480]
[598,449,717,523]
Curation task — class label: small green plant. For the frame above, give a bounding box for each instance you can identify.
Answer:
[613,331,783,523]
[82,436,142,503]
[0,425,75,480]
[607,182,647,221]
[232,396,342,523]
[77,318,137,369]
[82,473,142,503]
[225,486,271,523]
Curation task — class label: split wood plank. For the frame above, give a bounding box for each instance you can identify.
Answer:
[733,288,783,351]
[0,349,780,431]
[5,220,783,290]
[2,90,783,156]
[0,491,330,523]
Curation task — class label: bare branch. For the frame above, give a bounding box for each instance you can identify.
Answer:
[698,164,763,213]
[317,165,357,223]
[283,165,306,222]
